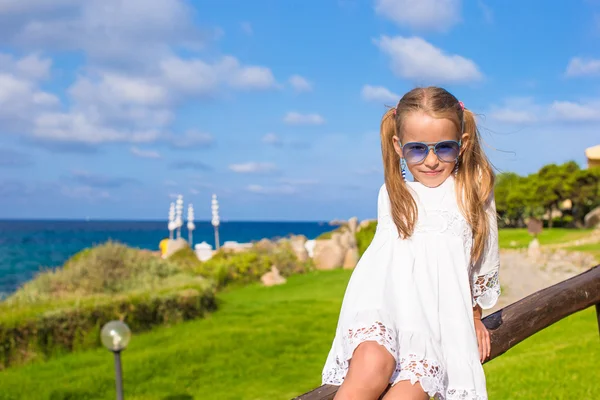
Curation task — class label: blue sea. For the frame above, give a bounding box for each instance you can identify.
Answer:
[0,220,334,298]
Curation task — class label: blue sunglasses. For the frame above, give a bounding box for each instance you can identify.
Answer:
[400,140,462,164]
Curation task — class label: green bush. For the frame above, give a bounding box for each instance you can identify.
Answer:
[0,279,216,369]
[8,241,184,304]
[196,242,313,288]
[356,221,377,257]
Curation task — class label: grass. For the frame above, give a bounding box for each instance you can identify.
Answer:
[0,269,598,399]
[497,228,595,249]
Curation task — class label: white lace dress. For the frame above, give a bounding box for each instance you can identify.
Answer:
[321,176,501,400]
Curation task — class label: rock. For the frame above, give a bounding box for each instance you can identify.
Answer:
[290,235,309,262]
[348,217,358,234]
[313,239,346,270]
[163,238,190,259]
[358,219,375,232]
[527,238,541,260]
[255,238,276,251]
[343,247,359,269]
[584,206,600,229]
[261,266,286,286]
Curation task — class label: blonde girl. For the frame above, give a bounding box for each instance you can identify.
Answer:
[322,86,501,400]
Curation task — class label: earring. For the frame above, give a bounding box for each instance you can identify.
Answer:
[401,158,407,182]
[454,159,460,177]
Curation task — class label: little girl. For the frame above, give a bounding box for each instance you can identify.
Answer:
[321,87,501,400]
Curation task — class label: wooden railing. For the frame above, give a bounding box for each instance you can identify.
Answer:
[294,264,600,400]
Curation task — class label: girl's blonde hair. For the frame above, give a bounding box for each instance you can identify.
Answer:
[380,86,495,264]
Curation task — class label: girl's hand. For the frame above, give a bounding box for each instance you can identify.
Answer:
[474,318,490,363]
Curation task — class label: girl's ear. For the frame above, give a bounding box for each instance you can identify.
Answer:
[392,135,403,157]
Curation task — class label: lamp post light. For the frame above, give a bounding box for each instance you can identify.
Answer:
[175,194,184,239]
[187,203,195,246]
[168,202,176,240]
[211,194,220,250]
[101,320,132,400]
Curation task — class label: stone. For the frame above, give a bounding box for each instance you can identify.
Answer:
[343,247,359,269]
[261,266,286,286]
[348,217,359,234]
[290,235,309,262]
[313,239,346,270]
[163,238,190,259]
[527,238,541,260]
[584,206,600,229]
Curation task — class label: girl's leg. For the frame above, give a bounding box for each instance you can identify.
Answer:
[381,380,429,400]
[334,342,396,400]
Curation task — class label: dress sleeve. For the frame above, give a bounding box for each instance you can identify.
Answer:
[470,192,501,310]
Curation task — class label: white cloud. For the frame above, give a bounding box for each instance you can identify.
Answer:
[550,100,600,121]
[5,0,205,66]
[169,130,214,148]
[262,133,282,146]
[488,97,600,124]
[374,0,461,32]
[160,55,277,94]
[477,0,494,24]
[289,75,313,92]
[277,178,319,185]
[565,57,600,77]
[283,112,325,125]
[130,146,161,159]
[241,22,253,35]
[375,36,483,84]
[361,84,399,103]
[0,53,59,132]
[229,162,277,173]
[246,184,297,195]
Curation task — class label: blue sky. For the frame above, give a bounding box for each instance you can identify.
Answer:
[1,0,599,221]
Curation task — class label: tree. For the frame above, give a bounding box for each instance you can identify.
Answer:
[569,168,600,226]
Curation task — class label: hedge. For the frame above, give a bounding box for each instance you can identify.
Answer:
[0,280,216,369]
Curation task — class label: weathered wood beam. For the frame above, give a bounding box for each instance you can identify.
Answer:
[294,264,600,400]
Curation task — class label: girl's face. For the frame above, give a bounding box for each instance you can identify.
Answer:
[392,111,465,188]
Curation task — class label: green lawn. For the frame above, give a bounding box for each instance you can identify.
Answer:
[0,270,598,399]
[498,228,595,249]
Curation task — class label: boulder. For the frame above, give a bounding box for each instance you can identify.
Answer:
[163,238,190,259]
[527,238,541,260]
[348,217,358,234]
[343,247,359,269]
[313,239,346,270]
[289,235,309,262]
[261,266,286,286]
[584,206,600,229]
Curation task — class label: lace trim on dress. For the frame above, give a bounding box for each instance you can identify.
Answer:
[446,388,488,400]
[321,321,446,399]
[394,353,446,398]
[471,268,500,309]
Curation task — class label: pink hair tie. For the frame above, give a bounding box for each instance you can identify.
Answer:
[458,101,465,110]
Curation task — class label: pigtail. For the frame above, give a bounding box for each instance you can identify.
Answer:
[380,108,418,239]
[455,109,495,264]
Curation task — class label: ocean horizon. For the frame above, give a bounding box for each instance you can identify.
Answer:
[0,219,336,298]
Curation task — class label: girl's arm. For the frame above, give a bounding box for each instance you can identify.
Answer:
[471,193,501,310]
[472,192,499,363]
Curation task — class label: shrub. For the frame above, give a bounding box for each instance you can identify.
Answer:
[356,221,377,257]
[196,242,313,288]
[0,279,216,369]
[8,241,183,304]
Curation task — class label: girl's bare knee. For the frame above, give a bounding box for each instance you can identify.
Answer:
[351,341,396,378]
[335,342,396,400]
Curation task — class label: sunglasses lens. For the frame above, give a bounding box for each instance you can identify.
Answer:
[403,143,428,164]
[435,141,460,162]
